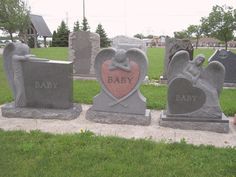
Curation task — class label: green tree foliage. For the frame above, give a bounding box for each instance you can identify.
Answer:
[173,30,189,39]
[95,23,110,48]
[51,30,58,47]
[202,5,236,50]
[186,25,202,49]
[82,18,90,31]
[73,20,80,32]
[133,33,144,39]
[51,21,70,47]
[0,0,30,42]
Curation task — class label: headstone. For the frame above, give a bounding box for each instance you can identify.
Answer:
[69,31,100,77]
[112,35,147,53]
[208,49,236,85]
[161,37,194,82]
[1,42,81,120]
[86,48,151,125]
[160,50,229,133]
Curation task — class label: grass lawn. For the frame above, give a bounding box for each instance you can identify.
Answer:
[0,130,235,177]
[0,47,236,115]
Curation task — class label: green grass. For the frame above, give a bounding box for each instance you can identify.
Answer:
[1,47,236,116]
[0,129,235,177]
[31,47,68,60]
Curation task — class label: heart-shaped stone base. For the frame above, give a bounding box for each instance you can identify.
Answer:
[168,78,206,114]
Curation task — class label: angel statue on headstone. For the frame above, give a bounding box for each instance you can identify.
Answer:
[3,42,33,107]
[167,50,225,118]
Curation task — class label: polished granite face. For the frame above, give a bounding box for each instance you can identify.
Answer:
[22,60,73,109]
[209,49,236,83]
[168,78,206,114]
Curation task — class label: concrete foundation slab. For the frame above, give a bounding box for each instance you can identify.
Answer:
[159,111,229,133]
[1,102,82,120]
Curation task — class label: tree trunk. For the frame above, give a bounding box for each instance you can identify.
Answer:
[196,36,199,49]
[225,40,228,50]
[10,32,13,42]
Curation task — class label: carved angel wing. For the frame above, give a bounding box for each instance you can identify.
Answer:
[94,47,116,80]
[126,48,148,82]
[167,50,190,82]
[200,61,225,95]
[3,42,16,95]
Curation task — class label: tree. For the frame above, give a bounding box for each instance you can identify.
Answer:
[173,30,189,39]
[95,23,110,48]
[51,30,58,47]
[202,5,236,50]
[82,18,90,31]
[73,20,80,32]
[0,0,30,42]
[186,25,202,49]
[52,21,70,47]
[133,33,144,39]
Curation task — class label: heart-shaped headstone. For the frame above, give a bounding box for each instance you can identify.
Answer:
[168,78,206,114]
[101,60,140,99]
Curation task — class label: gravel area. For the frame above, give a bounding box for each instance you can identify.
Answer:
[0,104,235,148]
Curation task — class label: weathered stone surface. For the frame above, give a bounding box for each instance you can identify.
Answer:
[87,48,150,125]
[86,108,151,125]
[69,31,100,76]
[112,35,146,53]
[160,111,229,133]
[162,37,194,80]
[160,50,229,133]
[22,60,73,109]
[1,103,82,120]
[3,42,31,107]
[209,49,236,84]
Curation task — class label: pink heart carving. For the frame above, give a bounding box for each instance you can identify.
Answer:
[101,60,140,99]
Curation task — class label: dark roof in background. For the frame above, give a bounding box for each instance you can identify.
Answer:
[30,14,52,37]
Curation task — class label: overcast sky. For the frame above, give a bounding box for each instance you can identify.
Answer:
[27,0,235,38]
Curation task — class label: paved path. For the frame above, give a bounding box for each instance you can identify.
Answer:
[0,104,236,148]
[0,48,3,55]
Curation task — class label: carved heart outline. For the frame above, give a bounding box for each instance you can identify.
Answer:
[168,78,206,114]
[94,48,147,105]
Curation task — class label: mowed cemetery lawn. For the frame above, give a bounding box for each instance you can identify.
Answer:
[1,47,236,115]
[0,47,236,177]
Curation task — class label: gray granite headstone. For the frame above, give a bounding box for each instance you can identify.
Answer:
[69,31,100,76]
[161,37,194,80]
[22,60,73,109]
[86,48,151,125]
[209,49,236,84]
[160,50,229,133]
[2,42,81,120]
[112,35,147,53]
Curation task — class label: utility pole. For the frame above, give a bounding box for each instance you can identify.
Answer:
[83,0,85,19]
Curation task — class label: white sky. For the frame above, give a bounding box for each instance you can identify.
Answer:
[27,0,235,38]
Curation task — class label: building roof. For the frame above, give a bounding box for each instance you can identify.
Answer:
[30,14,52,37]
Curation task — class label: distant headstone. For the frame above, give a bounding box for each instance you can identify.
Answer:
[86,48,151,125]
[209,49,236,84]
[2,42,81,120]
[160,50,229,133]
[69,31,100,76]
[161,37,194,81]
[112,35,147,53]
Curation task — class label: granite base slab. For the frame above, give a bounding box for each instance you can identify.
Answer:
[159,111,229,133]
[1,102,82,120]
[86,108,151,126]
